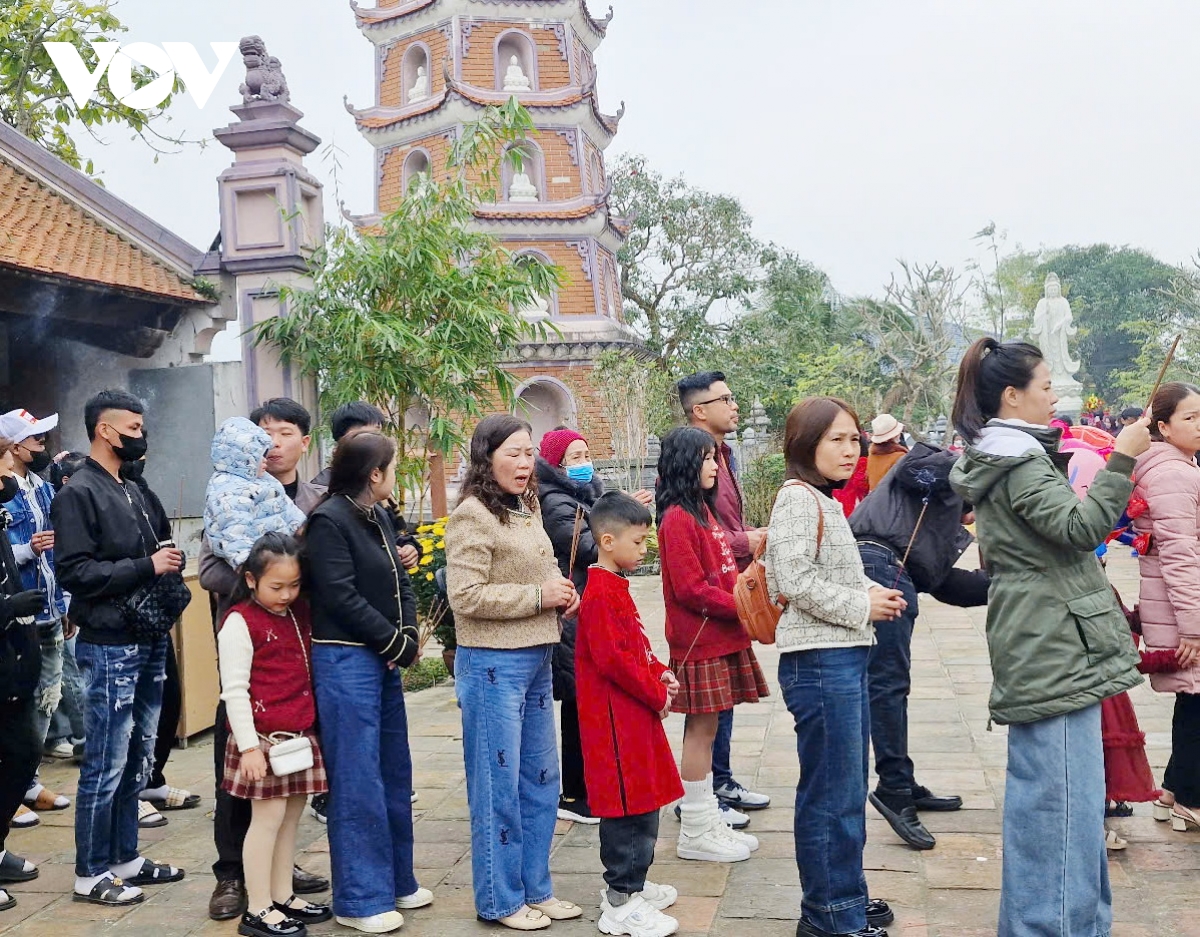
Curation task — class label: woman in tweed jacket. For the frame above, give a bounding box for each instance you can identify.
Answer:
[765,397,905,937]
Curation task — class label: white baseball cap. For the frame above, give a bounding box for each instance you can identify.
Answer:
[0,409,59,445]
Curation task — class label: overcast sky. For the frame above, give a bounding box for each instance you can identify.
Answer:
[73,0,1200,299]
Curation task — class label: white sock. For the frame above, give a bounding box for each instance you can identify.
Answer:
[138,785,169,802]
[25,782,43,799]
[75,871,141,900]
[681,777,711,806]
[109,857,145,879]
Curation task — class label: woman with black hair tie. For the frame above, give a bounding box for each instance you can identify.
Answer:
[656,426,767,865]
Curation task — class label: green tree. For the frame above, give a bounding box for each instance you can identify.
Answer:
[0,0,196,174]
[610,153,766,371]
[252,99,562,504]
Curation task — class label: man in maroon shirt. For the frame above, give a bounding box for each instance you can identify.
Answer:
[677,371,771,819]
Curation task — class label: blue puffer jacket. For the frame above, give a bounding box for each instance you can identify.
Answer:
[203,417,306,567]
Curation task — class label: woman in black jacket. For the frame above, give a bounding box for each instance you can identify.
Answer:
[535,429,654,825]
[306,432,426,934]
[0,442,47,911]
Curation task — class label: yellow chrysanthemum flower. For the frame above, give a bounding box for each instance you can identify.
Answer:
[436,540,445,550]
[425,572,434,581]
[420,555,434,566]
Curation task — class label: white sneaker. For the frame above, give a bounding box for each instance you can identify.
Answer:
[45,740,75,760]
[677,823,751,862]
[724,825,759,852]
[714,781,771,809]
[719,802,750,829]
[397,886,433,909]
[598,894,679,937]
[708,800,758,851]
[336,911,405,933]
[637,881,678,911]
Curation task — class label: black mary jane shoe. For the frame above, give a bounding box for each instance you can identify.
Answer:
[238,907,308,937]
[911,783,962,812]
[274,895,332,924]
[869,791,936,851]
[866,899,894,927]
[796,917,889,937]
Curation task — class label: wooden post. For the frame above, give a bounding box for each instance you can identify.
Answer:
[429,451,448,519]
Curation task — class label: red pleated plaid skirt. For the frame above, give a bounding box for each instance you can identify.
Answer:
[222,731,329,800]
[669,648,769,714]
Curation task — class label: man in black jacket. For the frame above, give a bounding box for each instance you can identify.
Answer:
[849,442,989,851]
[0,443,48,912]
[51,390,186,906]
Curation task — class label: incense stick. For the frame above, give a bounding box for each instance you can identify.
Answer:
[1145,333,1183,413]
[567,504,584,573]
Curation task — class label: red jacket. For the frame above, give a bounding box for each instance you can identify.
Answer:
[225,599,316,736]
[658,505,748,662]
[577,566,684,817]
[713,443,752,570]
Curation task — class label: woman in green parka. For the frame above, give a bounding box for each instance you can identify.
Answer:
[948,336,1150,937]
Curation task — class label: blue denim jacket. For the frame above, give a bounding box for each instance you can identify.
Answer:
[5,474,67,624]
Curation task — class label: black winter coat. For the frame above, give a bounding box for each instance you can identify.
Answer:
[51,459,171,645]
[536,458,604,700]
[0,504,39,701]
[849,442,989,607]
[306,494,419,667]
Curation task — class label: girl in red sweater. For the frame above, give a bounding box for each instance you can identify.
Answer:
[656,427,768,865]
[218,534,331,937]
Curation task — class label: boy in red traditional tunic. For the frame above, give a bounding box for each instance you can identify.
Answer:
[576,493,685,937]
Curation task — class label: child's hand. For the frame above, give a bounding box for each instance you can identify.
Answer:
[661,670,680,697]
[240,747,268,782]
[659,703,671,720]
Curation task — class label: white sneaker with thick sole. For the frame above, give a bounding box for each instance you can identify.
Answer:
[714,781,771,810]
[598,894,679,937]
[637,881,678,911]
[676,823,751,862]
[718,802,750,829]
[335,911,405,933]
[708,800,758,851]
[397,886,433,909]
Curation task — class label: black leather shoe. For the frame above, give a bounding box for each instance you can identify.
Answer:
[869,791,936,850]
[237,908,307,937]
[911,784,962,812]
[866,899,894,927]
[291,866,328,895]
[274,895,332,924]
[796,917,889,937]
[209,878,248,921]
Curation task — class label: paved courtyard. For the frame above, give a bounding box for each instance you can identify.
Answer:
[2,551,1194,937]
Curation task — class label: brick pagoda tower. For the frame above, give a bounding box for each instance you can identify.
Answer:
[347,0,640,452]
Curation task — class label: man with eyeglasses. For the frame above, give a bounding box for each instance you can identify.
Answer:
[675,371,772,823]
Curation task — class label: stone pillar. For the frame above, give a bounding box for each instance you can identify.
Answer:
[213,38,324,479]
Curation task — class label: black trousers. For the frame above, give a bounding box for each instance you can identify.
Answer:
[211,699,253,881]
[1165,692,1200,808]
[148,634,181,790]
[599,810,660,898]
[559,697,587,801]
[0,697,40,853]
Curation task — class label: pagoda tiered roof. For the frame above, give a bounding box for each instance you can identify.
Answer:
[351,0,613,41]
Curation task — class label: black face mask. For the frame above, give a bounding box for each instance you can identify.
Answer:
[109,431,148,463]
[120,460,146,482]
[24,448,51,475]
[0,476,18,503]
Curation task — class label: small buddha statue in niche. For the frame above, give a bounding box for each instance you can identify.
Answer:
[502,55,532,92]
[408,65,429,102]
[508,170,539,202]
[519,293,550,318]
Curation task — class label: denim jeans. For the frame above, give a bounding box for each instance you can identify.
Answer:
[999,704,1111,937]
[456,645,560,920]
[313,643,418,918]
[32,620,65,751]
[74,637,167,876]
[711,708,735,789]
[49,632,86,744]
[859,543,920,794]
[599,810,660,899]
[780,646,872,934]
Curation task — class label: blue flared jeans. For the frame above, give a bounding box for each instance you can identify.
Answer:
[313,643,419,918]
[455,644,560,921]
[780,645,872,935]
[999,704,1111,937]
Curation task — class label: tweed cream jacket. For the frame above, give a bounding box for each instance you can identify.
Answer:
[765,483,876,653]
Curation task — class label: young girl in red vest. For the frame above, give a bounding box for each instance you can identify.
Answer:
[218,533,331,937]
[655,427,768,865]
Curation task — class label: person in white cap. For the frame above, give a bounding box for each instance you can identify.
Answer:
[866,414,908,492]
[0,409,72,821]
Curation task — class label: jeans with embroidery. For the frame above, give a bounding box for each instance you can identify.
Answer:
[313,643,418,918]
[455,644,560,920]
[74,637,167,876]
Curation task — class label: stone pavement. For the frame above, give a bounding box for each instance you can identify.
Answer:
[3,551,1196,936]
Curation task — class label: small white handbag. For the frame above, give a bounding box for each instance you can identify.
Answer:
[263,732,314,776]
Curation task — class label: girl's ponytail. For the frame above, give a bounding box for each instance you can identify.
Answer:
[951,337,1044,443]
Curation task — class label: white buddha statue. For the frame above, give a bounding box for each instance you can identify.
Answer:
[502,55,532,92]
[1028,271,1084,415]
[518,293,550,319]
[508,169,538,202]
[408,65,429,103]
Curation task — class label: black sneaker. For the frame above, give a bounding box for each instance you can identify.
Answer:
[866,899,894,927]
[796,917,888,937]
[308,794,328,825]
[557,796,600,825]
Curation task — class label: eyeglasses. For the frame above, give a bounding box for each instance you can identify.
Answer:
[695,394,736,407]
